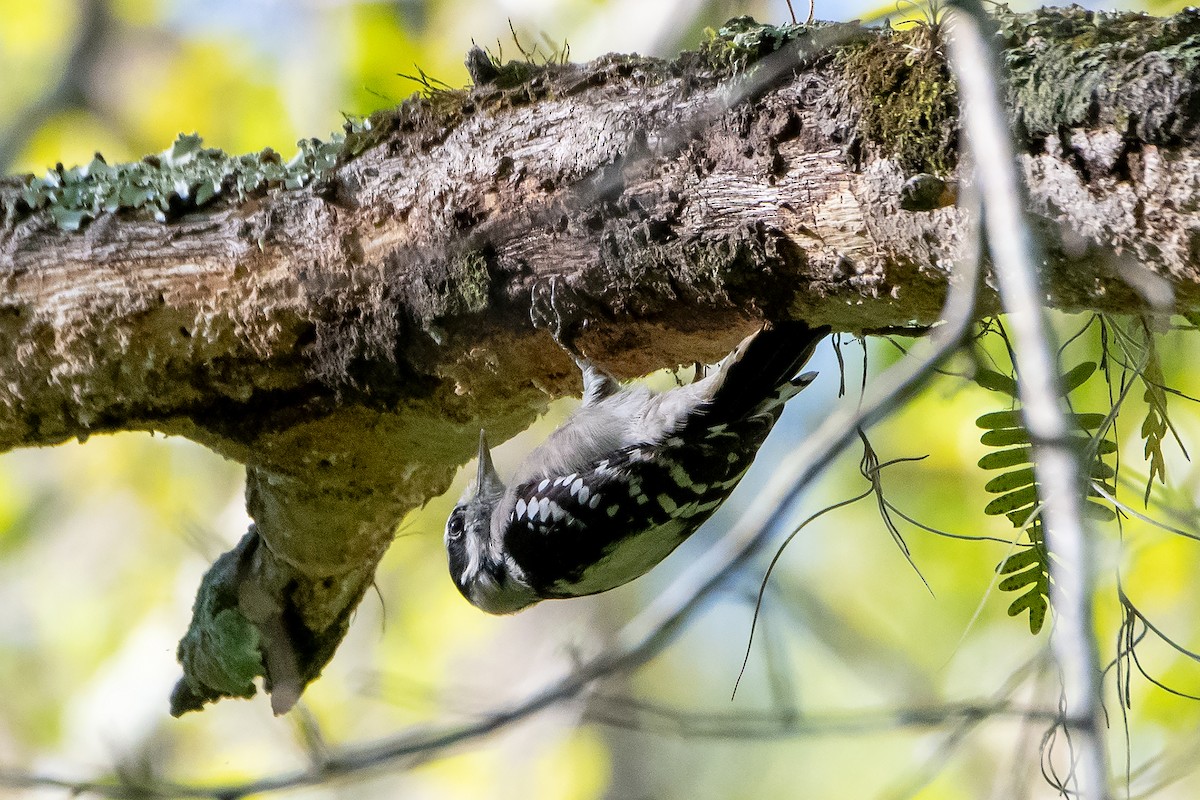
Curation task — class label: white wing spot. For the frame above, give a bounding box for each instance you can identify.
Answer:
[538,478,550,491]
[577,484,590,504]
[570,477,584,496]
[549,501,565,522]
[588,493,601,509]
[515,498,528,519]
[539,499,552,522]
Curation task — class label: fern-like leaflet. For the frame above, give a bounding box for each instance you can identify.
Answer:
[975,361,1116,634]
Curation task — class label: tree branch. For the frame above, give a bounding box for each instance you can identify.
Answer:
[1,8,1198,712]
[949,3,1110,796]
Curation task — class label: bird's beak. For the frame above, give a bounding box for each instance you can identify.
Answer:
[476,429,502,496]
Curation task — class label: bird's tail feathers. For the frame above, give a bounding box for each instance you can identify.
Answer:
[697,322,828,425]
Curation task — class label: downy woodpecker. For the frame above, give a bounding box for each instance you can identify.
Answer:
[445,321,827,613]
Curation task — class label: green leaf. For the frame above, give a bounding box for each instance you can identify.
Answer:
[978,447,1032,470]
[1083,499,1116,521]
[998,547,1041,573]
[976,410,1022,429]
[1139,341,1172,503]
[1005,507,1040,527]
[1060,361,1097,394]
[985,485,1038,516]
[998,564,1044,592]
[980,428,1033,447]
[1071,412,1107,430]
[985,466,1036,493]
[975,368,1017,396]
[1007,590,1048,634]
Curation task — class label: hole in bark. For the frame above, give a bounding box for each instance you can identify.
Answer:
[1113,137,1141,183]
[295,323,317,349]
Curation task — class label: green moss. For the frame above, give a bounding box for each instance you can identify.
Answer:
[841,25,957,175]
[447,249,492,316]
[170,532,264,715]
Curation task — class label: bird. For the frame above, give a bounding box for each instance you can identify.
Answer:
[445,320,828,614]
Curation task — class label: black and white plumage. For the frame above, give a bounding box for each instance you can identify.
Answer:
[445,321,828,614]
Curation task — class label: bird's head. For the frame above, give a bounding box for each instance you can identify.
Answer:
[445,431,535,613]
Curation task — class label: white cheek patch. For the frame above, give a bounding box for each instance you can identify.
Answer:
[463,530,487,583]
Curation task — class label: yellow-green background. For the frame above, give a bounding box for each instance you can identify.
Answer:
[3,1,1200,798]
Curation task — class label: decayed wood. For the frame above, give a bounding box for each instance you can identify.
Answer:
[1,8,1198,712]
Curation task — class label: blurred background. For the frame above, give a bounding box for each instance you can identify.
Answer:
[3,0,1200,798]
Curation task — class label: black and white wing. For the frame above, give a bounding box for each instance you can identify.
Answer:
[503,416,773,598]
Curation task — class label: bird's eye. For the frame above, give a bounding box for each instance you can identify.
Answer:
[447,513,465,539]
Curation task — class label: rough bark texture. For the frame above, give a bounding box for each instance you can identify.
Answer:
[1,8,1198,712]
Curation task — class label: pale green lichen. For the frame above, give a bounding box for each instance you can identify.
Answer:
[997,6,1200,143]
[20,127,366,231]
[697,16,811,74]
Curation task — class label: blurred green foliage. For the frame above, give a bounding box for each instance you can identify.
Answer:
[5,1,1200,799]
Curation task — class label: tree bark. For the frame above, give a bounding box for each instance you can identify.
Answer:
[1,7,1197,713]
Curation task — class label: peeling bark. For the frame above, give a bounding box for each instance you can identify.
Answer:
[1,8,1199,712]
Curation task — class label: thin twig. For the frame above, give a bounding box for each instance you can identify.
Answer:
[586,695,1059,740]
[947,3,1110,797]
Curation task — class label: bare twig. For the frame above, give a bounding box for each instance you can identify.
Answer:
[946,2,1109,797]
[586,695,1059,740]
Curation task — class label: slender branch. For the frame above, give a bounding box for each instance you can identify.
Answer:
[947,3,1109,797]
[584,695,1060,739]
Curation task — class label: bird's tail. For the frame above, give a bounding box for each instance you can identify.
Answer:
[694,321,829,426]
